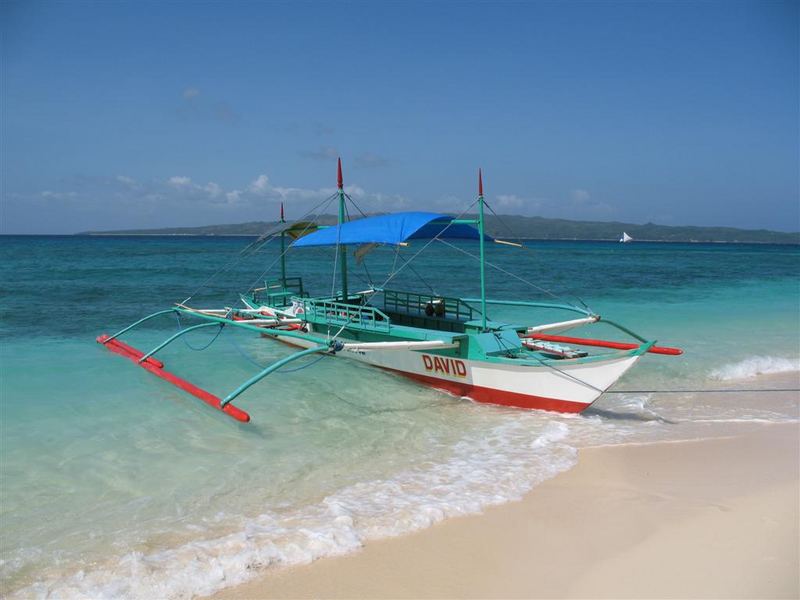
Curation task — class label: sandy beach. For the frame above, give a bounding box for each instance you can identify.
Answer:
[212,421,799,599]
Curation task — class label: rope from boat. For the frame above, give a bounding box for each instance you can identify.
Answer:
[485,324,604,394]
[360,254,374,287]
[175,312,225,351]
[179,246,268,307]
[180,192,338,306]
[482,200,591,312]
[434,238,587,313]
[391,249,438,295]
[229,336,266,368]
[241,193,338,299]
[481,198,526,248]
[276,354,327,373]
[526,352,606,393]
[343,193,381,290]
[228,335,328,372]
[344,192,368,218]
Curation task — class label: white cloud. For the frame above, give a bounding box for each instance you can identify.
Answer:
[300,146,340,161]
[203,182,222,198]
[41,190,77,199]
[249,174,270,194]
[168,176,192,187]
[570,189,591,203]
[27,170,421,229]
[431,194,466,212]
[271,185,331,201]
[183,87,200,99]
[495,194,525,209]
[368,192,409,210]
[566,189,614,215]
[354,152,390,168]
[344,184,365,198]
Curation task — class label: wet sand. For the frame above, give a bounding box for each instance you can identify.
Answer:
[211,420,799,599]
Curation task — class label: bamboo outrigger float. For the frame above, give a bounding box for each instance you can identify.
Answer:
[97,160,682,423]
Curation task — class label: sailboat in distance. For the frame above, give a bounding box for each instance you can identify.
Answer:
[619,232,633,243]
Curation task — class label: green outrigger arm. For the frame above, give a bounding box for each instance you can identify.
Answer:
[138,322,222,364]
[219,345,329,407]
[97,307,339,422]
[103,309,183,343]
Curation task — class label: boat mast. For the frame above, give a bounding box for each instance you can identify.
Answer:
[337,158,349,300]
[279,202,286,285]
[478,168,487,330]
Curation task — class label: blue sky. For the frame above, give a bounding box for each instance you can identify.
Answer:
[1,0,797,233]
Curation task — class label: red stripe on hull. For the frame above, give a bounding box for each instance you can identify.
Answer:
[96,334,250,423]
[382,367,591,413]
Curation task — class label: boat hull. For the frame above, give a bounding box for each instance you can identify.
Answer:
[275,328,641,413]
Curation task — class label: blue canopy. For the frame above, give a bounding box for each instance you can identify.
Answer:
[291,212,491,248]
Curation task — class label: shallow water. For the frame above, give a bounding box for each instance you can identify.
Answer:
[1,236,798,598]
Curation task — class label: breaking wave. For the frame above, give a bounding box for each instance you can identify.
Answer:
[709,356,800,381]
[16,420,577,600]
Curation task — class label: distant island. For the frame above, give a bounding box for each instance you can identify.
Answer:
[80,214,800,244]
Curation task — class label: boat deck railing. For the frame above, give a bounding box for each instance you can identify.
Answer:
[253,277,307,307]
[300,298,391,332]
[383,289,476,322]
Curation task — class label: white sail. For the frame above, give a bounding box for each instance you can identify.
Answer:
[620,232,633,243]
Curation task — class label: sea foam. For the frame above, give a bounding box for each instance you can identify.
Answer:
[709,356,800,381]
[18,420,577,600]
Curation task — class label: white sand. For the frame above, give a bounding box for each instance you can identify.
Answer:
[211,423,799,599]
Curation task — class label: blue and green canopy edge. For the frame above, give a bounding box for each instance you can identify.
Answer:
[291,211,492,248]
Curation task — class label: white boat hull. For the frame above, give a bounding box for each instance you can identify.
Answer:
[276,327,641,413]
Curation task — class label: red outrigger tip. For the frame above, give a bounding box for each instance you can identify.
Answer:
[337,157,343,190]
[524,333,683,356]
[478,168,483,197]
[96,334,251,422]
[280,202,285,222]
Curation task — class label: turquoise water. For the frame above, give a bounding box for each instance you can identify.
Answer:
[1,236,798,598]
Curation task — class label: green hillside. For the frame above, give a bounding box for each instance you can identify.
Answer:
[81,214,800,244]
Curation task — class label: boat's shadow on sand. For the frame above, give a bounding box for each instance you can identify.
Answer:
[584,406,678,424]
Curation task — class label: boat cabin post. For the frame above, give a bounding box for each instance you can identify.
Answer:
[477,168,487,331]
[279,202,287,286]
[451,170,490,331]
[337,157,349,301]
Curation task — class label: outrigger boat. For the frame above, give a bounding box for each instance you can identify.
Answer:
[97,160,682,423]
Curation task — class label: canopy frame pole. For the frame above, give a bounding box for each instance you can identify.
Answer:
[337,158,348,300]
[279,202,287,286]
[220,345,329,407]
[478,169,487,331]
